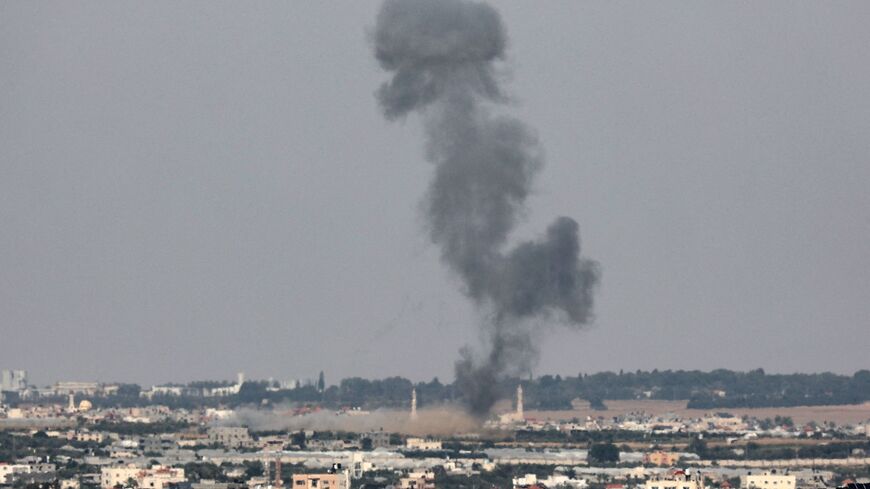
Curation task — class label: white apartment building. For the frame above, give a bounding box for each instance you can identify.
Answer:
[0,464,32,484]
[742,471,796,489]
[1,370,27,391]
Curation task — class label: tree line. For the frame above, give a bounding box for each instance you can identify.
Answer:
[9,369,869,411]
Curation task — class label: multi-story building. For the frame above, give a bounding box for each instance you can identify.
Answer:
[0,462,56,485]
[53,382,100,396]
[74,431,107,443]
[140,386,184,399]
[207,427,252,448]
[1,370,27,391]
[360,430,391,449]
[290,464,349,489]
[741,471,796,489]
[100,466,185,489]
[0,464,32,484]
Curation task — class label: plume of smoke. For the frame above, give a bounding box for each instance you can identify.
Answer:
[373,0,599,417]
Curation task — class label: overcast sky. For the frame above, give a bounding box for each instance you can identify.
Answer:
[2,2,868,386]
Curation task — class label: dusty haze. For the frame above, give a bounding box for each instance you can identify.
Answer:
[223,406,478,437]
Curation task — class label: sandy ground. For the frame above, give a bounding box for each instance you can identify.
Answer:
[519,399,870,425]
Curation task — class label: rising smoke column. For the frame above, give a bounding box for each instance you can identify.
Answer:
[373,0,600,417]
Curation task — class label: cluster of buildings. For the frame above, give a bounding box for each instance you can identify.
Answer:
[2,372,869,489]
[0,413,864,489]
[0,371,306,404]
[514,410,870,439]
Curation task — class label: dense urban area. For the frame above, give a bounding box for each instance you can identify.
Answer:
[1,369,869,489]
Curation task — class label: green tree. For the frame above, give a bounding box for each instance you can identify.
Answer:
[588,443,619,464]
[317,371,325,393]
[290,431,306,449]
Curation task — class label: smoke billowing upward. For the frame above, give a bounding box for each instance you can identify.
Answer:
[373,0,599,417]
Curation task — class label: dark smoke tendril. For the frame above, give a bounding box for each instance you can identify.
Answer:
[373,0,600,417]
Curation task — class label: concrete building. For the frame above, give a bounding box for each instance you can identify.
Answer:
[207,427,252,448]
[0,464,33,484]
[360,430,390,449]
[290,464,349,489]
[1,370,27,391]
[397,470,435,489]
[53,382,100,396]
[141,386,184,399]
[0,462,57,485]
[514,473,587,489]
[645,470,704,489]
[742,471,796,489]
[404,438,442,451]
[100,465,185,489]
[74,431,107,443]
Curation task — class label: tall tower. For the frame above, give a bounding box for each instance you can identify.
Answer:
[68,393,76,412]
[410,388,418,420]
[274,457,282,488]
[516,384,523,420]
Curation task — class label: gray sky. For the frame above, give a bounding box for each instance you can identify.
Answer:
[2,2,868,387]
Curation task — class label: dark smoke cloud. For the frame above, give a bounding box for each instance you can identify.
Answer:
[373,0,599,417]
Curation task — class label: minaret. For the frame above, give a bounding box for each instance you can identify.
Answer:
[274,457,282,488]
[68,393,76,412]
[516,384,523,420]
[410,388,418,420]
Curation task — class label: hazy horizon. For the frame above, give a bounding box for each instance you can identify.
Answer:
[12,367,870,390]
[2,2,869,387]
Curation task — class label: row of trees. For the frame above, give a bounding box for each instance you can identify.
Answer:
[12,369,869,411]
[252,369,870,410]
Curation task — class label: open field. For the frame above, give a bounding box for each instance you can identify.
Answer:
[521,399,870,425]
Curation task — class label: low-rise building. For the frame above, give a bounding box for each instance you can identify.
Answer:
[742,471,796,489]
[75,431,107,443]
[398,470,435,489]
[645,470,704,489]
[405,438,441,451]
[100,465,185,489]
